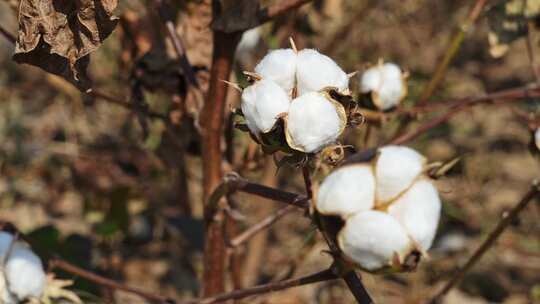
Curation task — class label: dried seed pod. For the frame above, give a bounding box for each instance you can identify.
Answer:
[315,164,375,218]
[388,179,441,251]
[375,145,426,205]
[296,49,349,96]
[241,78,291,136]
[0,232,46,303]
[337,210,417,272]
[360,62,407,111]
[285,92,347,153]
[254,48,298,94]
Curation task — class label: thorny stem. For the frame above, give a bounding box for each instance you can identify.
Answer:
[186,268,337,304]
[429,181,540,303]
[49,258,172,304]
[229,205,296,248]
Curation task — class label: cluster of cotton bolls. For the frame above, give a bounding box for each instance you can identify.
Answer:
[0,232,46,304]
[240,41,351,154]
[315,145,441,272]
[359,60,408,111]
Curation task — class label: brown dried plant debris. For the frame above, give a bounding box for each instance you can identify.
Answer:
[13,0,119,91]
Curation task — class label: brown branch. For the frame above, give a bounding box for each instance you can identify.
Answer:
[229,205,296,248]
[186,268,337,304]
[49,258,172,303]
[429,181,540,303]
[0,24,15,44]
[391,84,540,145]
[257,0,313,27]
[302,166,313,199]
[88,90,168,120]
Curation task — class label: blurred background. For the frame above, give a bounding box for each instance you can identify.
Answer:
[0,0,539,303]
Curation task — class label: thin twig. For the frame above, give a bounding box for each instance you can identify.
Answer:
[418,0,488,105]
[0,24,15,44]
[256,0,313,27]
[89,90,168,120]
[302,166,313,199]
[186,268,337,304]
[429,181,540,303]
[49,258,172,304]
[229,205,296,248]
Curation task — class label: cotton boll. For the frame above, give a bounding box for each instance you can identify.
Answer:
[360,63,406,111]
[535,128,540,151]
[241,79,291,136]
[296,49,349,96]
[316,165,375,218]
[285,92,346,153]
[4,243,47,301]
[375,145,426,205]
[254,48,297,93]
[388,179,441,251]
[337,210,414,272]
[236,27,261,55]
[0,231,15,257]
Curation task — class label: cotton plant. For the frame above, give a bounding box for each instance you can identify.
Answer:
[314,145,441,273]
[0,231,82,304]
[359,60,408,111]
[237,39,356,156]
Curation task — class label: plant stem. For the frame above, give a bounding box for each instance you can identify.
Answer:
[187,268,337,304]
[429,181,540,303]
[302,166,313,199]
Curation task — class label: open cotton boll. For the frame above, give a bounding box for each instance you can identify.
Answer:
[360,63,406,111]
[316,165,375,218]
[296,49,349,96]
[285,92,346,153]
[388,179,441,251]
[0,231,15,257]
[241,79,291,136]
[338,210,413,272]
[236,27,261,55]
[375,145,426,205]
[4,243,47,301]
[254,48,297,93]
[535,128,540,151]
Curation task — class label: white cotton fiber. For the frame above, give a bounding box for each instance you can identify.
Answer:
[338,210,412,271]
[241,78,291,135]
[4,243,47,300]
[375,145,426,204]
[296,49,349,96]
[360,62,406,110]
[285,92,343,153]
[388,179,441,251]
[316,165,376,218]
[254,48,298,94]
[535,128,540,151]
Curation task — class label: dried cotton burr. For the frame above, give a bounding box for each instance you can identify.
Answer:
[360,61,407,111]
[314,145,441,272]
[0,232,47,304]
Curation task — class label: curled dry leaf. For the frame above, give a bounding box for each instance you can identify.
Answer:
[13,0,119,91]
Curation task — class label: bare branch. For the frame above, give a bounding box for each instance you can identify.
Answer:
[229,205,297,248]
[429,181,540,303]
[0,24,15,44]
[258,0,313,26]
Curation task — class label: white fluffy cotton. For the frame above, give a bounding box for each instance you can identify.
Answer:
[241,78,291,135]
[535,128,540,151]
[236,27,261,55]
[254,48,298,94]
[0,232,46,302]
[375,145,426,204]
[296,49,349,96]
[286,92,343,153]
[360,63,406,110]
[338,211,412,271]
[388,179,441,251]
[316,165,375,218]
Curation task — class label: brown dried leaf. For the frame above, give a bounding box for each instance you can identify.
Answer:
[13,0,119,91]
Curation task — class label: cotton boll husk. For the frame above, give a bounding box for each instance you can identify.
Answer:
[535,128,540,150]
[388,179,441,251]
[360,63,406,111]
[285,92,346,153]
[296,49,349,96]
[241,79,291,136]
[316,165,375,218]
[4,243,47,301]
[337,210,414,272]
[254,48,297,93]
[375,145,426,205]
